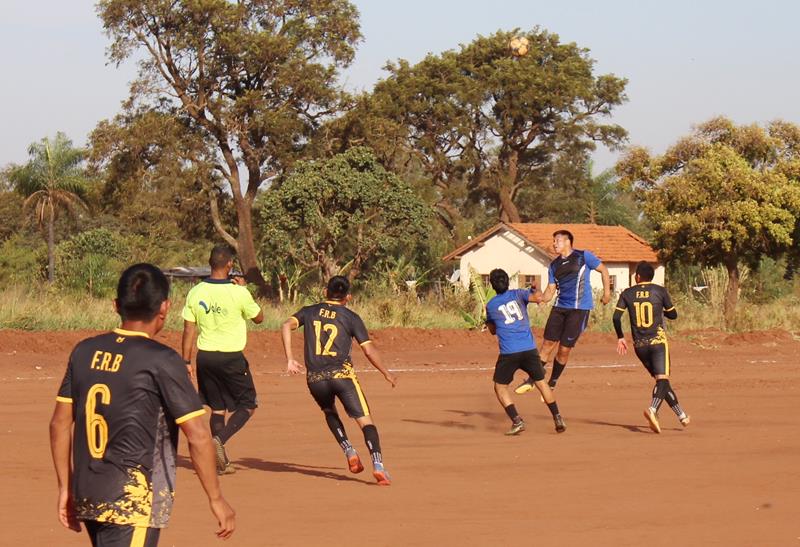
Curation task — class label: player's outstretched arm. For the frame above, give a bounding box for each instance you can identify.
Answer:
[596,263,611,304]
[361,343,397,387]
[180,417,236,540]
[539,283,557,304]
[49,401,80,532]
[281,318,304,374]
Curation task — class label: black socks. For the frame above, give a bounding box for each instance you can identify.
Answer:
[216,408,252,445]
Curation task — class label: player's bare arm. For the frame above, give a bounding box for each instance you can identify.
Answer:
[281,317,304,374]
[539,283,557,304]
[180,416,236,540]
[361,343,397,387]
[251,309,264,324]
[49,401,81,533]
[181,320,197,380]
[596,263,611,304]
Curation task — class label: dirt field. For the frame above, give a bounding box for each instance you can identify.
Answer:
[1,327,798,546]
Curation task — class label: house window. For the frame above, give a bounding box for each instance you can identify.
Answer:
[481,274,490,287]
[523,274,541,290]
[609,275,617,293]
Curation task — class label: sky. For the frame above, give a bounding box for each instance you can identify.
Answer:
[1,0,799,171]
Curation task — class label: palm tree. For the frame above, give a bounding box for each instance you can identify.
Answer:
[7,133,89,282]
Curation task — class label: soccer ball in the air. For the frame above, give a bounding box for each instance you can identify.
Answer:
[509,36,529,57]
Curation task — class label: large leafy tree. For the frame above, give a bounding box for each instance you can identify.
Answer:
[617,117,800,325]
[257,147,431,281]
[325,28,627,227]
[98,0,361,294]
[6,133,89,282]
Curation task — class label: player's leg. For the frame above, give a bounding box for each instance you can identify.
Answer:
[547,309,590,389]
[493,353,526,435]
[196,351,234,473]
[215,353,257,444]
[309,380,362,472]
[515,309,564,394]
[659,341,690,426]
[635,345,663,433]
[522,350,566,433]
[84,521,160,547]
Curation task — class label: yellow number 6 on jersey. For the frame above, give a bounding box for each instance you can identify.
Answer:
[86,383,111,459]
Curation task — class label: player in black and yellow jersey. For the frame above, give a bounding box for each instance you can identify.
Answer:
[281,276,398,486]
[613,261,690,434]
[49,264,235,546]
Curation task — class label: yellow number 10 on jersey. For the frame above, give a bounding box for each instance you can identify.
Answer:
[86,383,111,459]
[633,301,654,328]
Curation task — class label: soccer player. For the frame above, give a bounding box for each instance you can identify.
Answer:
[182,244,264,475]
[281,276,397,486]
[49,263,235,546]
[516,229,610,394]
[613,261,690,433]
[485,269,566,435]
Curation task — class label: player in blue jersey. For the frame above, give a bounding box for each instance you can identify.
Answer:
[516,230,610,395]
[485,269,566,435]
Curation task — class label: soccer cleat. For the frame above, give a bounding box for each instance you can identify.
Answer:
[644,408,661,434]
[680,415,691,427]
[505,420,526,436]
[345,449,364,474]
[553,414,566,433]
[212,436,229,472]
[217,462,236,475]
[514,378,535,394]
[372,463,391,486]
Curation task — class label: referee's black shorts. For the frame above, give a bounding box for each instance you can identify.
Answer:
[544,307,590,348]
[84,521,160,547]
[196,350,258,411]
[308,377,371,419]
[634,342,670,377]
[493,349,545,385]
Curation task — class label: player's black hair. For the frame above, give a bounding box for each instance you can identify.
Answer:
[553,229,574,245]
[209,244,235,270]
[635,261,655,282]
[489,268,509,294]
[116,263,170,321]
[326,275,350,300]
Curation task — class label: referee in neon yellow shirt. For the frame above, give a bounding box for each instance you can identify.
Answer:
[181,244,263,475]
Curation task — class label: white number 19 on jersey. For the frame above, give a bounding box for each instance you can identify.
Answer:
[499,301,524,324]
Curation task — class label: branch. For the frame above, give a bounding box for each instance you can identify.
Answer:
[208,191,238,249]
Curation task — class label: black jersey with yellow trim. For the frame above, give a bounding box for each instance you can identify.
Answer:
[614,283,676,343]
[292,301,371,379]
[56,328,204,528]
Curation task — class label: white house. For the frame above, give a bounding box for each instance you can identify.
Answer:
[443,223,664,294]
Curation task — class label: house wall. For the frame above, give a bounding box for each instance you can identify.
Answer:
[458,232,664,294]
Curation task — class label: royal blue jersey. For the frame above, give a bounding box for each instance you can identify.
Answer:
[548,250,602,310]
[485,289,537,354]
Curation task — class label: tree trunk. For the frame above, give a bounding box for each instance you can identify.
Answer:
[47,206,55,283]
[233,196,272,298]
[498,186,521,223]
[723,257,740,328]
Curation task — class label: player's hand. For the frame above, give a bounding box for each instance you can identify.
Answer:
[230,276,246,286]
[384,372,398,387]
[209,496,235,540]
[601,292,611,305]
[57,488,81,532]
[287,359,304,374]
[616,338,628,356]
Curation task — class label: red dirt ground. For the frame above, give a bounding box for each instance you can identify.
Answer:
[1,327,798,546]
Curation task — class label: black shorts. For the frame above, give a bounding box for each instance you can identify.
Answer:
[196,350,258,411]
[308,377,371,418]
[544,307,590,348]
[634,342,670,377]
[493,349,545,385]
[84,521,160,547]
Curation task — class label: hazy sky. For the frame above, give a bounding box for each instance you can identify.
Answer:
[1,0,799,170]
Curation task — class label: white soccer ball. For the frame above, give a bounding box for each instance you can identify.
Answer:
[509,36,529,57]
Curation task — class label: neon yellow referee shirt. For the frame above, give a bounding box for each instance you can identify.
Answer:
[182,279,261,352]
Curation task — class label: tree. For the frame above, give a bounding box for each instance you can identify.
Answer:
[325,28,627,226]
[6,133,89,282]
[98,0,362,295]
[257,147,431,282]
[617,117,800,325]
